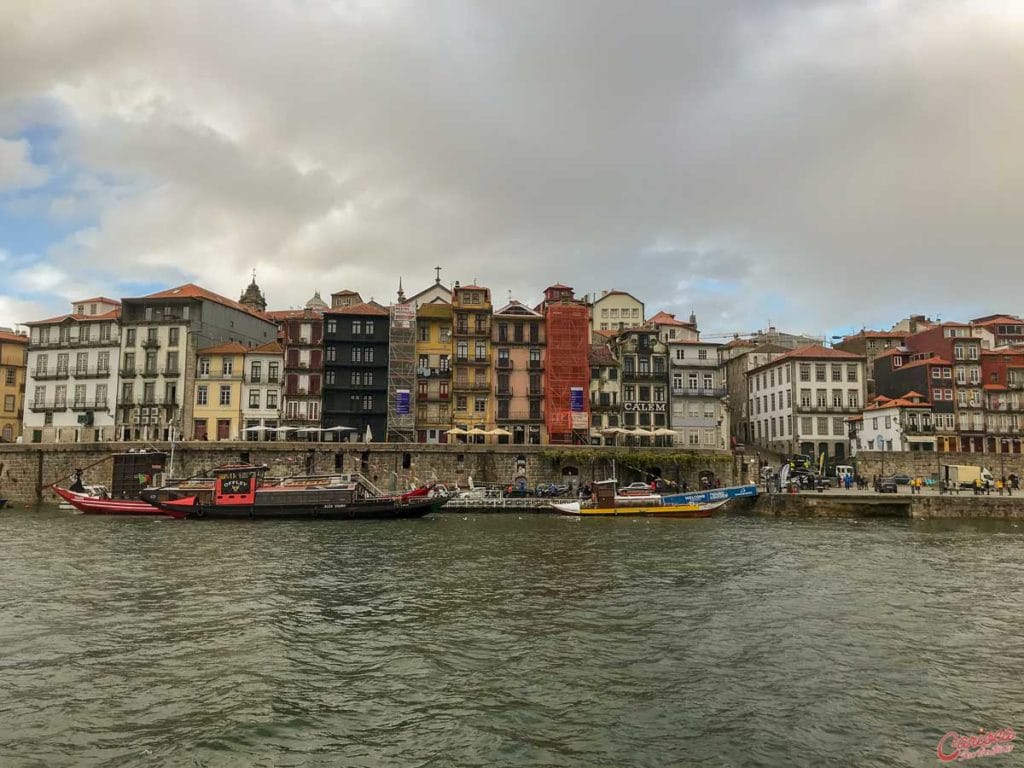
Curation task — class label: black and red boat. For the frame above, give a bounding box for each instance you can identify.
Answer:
[141,465,446,520]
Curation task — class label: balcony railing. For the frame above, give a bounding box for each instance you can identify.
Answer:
[496,386,513,396]
[29,400,68,412]
[197,371,244,380]
[453,380,490,391]
[797,404,862,414]
[496,409,544,422]
[141,338,161,349]
[419,391,451,402]
[496,359,512,369]
[72,367,113,379]
[32,370,68,381]
[119,367,137,378]
[417,367,451,379]
[70,399,110,411]
[528,388,544,397]
[671,387,727,398]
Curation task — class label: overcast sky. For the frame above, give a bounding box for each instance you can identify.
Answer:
[1,1,1023,338]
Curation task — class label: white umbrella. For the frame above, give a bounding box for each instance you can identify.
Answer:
[467,427,489,436]
[631,428,655,437]
[488,428,512,436]
[323,426,356,432]
[653,428,677,436]
[446,427,468,435]
[600,427,625,435]
[243,426,267,433]
[364,424,373,442]
[295,427,322,434]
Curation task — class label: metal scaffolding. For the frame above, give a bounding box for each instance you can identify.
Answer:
[545,301,591,444]
[386,303,417,442]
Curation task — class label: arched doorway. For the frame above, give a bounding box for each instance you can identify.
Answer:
[561,466,579,489]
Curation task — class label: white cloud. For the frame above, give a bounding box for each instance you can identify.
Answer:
[1,1,1024,331]
[0,137,47,191]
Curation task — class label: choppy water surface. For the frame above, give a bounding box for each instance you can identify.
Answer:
[1,508,1022,767]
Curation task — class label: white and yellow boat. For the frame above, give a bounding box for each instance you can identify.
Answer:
[551,479,725,517]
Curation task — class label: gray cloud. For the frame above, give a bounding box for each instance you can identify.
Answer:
[1,0,1023,330]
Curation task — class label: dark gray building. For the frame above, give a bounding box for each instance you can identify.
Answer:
[323,302,390,441]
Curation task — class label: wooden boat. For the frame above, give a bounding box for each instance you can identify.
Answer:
[141,465,446,520]
[51,484,186,518]
[551,479,725,518]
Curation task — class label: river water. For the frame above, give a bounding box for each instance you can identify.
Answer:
[1,507,1021,767]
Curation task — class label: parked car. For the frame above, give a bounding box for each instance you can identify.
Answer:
[619,482,655,496]
[878,476,899,493]
[890,473,912,485]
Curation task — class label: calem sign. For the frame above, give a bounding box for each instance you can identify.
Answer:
[936,728,1016,762]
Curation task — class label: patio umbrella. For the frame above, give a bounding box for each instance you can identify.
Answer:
[242,426,267,433]
[467,427,489,436]
[653,428,677,436]
[295,426,322,434]
[488,428,512,436]
[323,426,355,432]
[631,428,655,437]
[600,427,625,435]
[364,424,373,442]
[445,427,468,435]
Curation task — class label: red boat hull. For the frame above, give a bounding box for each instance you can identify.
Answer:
[51,485,185,518]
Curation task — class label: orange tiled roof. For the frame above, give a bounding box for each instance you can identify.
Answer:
[197,341,249,355]
[648,311,689,327]
[749,344,863,372]
[0,330,28,344]
[138,283,267,319]
[265,308,323,320]
[26,308,121,326]
[74,296,121,306]
[324,301,390,317]
[900,355,951,370]
[249,341,283,354]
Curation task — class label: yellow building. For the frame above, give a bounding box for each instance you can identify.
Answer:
[192,342,246,441]
[451,283,493,441]
[415,302,453,443]
[0,330,28,442]
[592,289,644,333]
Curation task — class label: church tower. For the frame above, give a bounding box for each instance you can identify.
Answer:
[239,270,267,313]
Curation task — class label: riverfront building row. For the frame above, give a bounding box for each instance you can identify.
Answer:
[15,275,1024,457]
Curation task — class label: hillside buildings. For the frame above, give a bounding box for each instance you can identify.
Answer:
[591,289,644,333]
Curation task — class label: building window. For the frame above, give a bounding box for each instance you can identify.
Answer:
[219,385,231,406]
[326,319,337,334]
[267,391,278,409]
[365,371,374,386]
[815,364,826,382]
[474,397,486,413]
[352,347,362,363]
[269,363,279,382]
[3,395,13,412]
[197,385,208,405]
[800,364,810,382]
[698,349,708,360]
[352,320,363,335]
[456,395,467,411]
[250,361,262,382]
[365,321,374,335]
[249,390,260,408]
[199,357,210,376]
[362,395,373,410]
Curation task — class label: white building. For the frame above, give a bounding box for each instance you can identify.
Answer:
[747,345,866,461]
[856,393,935,452]
[24,298,122,442]
[668,339,729,450]
[242,342,284,439]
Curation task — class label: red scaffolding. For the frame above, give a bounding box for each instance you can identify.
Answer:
[544,300,591,444]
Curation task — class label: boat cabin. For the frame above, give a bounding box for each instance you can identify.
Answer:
[212,465,266,506]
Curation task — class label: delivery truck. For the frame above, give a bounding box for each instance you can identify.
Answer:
[941,464,994,490]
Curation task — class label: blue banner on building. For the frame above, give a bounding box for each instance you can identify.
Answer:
[570,386,584,412]
[396,389,410,414]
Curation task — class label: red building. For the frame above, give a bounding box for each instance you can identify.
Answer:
[980,348,1024,454]
[971,314,1024,349]
[539,284,590,444]
[904,323,984,451]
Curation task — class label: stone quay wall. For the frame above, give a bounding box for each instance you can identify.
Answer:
[854,451,1024,481]
[751,491,1024,519]
[0,442,736,506]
